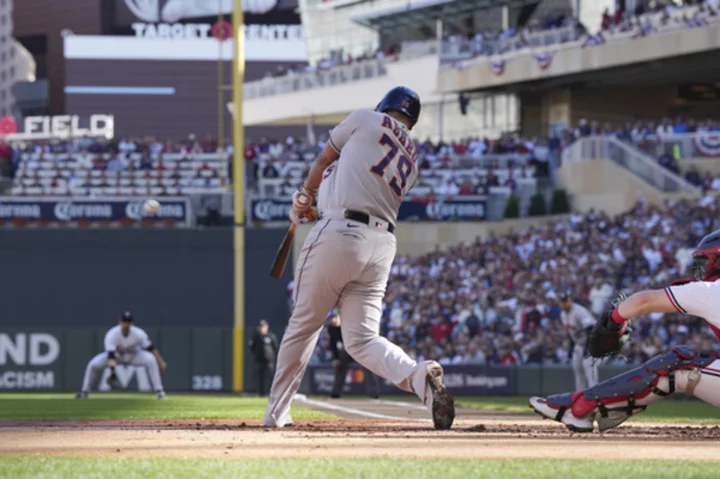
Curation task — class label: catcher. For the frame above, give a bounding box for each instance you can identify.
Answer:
[530,229,720,432]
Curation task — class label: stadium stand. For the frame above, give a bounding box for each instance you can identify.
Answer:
[6,137,230,197]
[6,115,720,204]
[444,0,720,64]
[252,134,545,200]
[247,0,720,99]
[307,194,720,367]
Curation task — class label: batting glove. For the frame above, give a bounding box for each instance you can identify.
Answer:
[289,184,318,225]
[290,206,319,225]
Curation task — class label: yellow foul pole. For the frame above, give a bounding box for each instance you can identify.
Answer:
[232,0,246,393]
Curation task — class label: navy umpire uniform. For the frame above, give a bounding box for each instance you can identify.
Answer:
[328,312,380,399]
[249,320,279,396]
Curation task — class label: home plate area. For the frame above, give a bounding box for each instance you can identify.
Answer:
[3,396,720,462]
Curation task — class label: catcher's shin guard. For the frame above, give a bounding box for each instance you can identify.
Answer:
[550,346,713,431]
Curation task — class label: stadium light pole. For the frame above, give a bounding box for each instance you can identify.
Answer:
[232,0,246,393]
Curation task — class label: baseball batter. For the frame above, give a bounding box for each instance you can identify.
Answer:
[531,229,720,432]
[76,312,167,399]
[264,86,455,429]
[558,294,599,390]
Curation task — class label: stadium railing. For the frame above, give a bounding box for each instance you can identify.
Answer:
[398,40,439,61]
[245,60,387,99]
[442,3,720,69]
[636,132,720,160]
[244,40,438,99]
[441,24,583,63]
[562,136,700,194]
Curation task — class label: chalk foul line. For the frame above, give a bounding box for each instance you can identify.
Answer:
[293,395,419,421]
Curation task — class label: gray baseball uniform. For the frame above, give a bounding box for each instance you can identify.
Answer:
[560,303,599,390]
[264,109,433,427]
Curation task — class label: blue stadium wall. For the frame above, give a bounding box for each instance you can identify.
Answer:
[0,228,292,392]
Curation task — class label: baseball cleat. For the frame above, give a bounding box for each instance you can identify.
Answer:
[425,362,455,430]
[529,396,594,433]
[156,391,167,399]
[75,391,88,400]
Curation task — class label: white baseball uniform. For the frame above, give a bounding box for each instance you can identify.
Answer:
[560,303,599,390]
[531,279,720,432]
[594,279,720,414]
[662,279,720,408]
[264,109,435,427]
[80,325,164,394]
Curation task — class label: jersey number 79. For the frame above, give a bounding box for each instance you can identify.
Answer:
[370,133,413,198]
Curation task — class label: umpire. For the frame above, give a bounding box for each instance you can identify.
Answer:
[328,312,380,399]
[249,320,278,396]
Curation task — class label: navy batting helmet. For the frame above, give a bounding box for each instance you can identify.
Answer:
[375,86,421,127]
[693,229,720,281]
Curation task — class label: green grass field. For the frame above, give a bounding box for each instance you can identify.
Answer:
[2,392,718,424]
[3,394,719,478]
[457,396,720,424]
[0,393,333,421]
[1,456,718,479]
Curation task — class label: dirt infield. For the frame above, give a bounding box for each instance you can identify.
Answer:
[3,398,720,462]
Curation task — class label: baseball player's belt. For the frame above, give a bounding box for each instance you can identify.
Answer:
[344,209,395,233]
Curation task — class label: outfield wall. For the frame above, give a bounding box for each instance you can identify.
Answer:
[0,327,233,392]
[0,228,293,393]
[0,326,633,395]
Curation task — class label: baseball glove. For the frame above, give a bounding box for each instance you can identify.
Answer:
[106,372,121,389]
[588,292,631,359]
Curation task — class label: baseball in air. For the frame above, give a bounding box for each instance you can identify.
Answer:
[143,199,161,215]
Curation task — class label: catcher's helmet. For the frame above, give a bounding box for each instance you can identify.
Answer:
[375,86,421,127]
[693,229,720,281]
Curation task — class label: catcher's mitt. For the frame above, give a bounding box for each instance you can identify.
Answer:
[106,372,121,389]
[588,292,631,359]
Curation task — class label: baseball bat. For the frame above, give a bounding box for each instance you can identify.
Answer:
[270,223,296,279]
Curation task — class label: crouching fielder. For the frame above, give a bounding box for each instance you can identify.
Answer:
[76,311,167,399]
[530,229,720,432]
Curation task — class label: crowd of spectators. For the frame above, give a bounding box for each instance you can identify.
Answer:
[3,112,720,198]
[250,113,720,199]
[248,1,717,91]
[602,0,718,36]
[444,10,587,59]
[1,134,232,196]
[309,195,720,367]
[566,115,720,192]
[446,0,718,67]
[248,132,554,199]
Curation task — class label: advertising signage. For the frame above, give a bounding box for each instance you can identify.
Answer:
[112,0,302,40]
